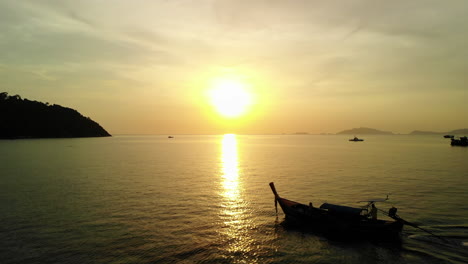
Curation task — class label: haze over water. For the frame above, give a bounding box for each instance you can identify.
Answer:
[1,135,467,263]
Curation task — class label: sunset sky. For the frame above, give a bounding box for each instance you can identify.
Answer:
[1,0,467,135]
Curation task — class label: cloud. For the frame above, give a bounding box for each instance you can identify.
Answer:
[0,0,195,94]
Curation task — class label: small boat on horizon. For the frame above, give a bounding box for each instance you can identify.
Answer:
[349,136,364,142]
[168,136,174,138]
[269,182,404,241]
[444,135,454,138]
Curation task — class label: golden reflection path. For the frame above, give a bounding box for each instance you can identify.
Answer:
[221,134,240,199]
[219,134,257,263]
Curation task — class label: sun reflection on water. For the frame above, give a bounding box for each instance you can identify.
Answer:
[219,134,257,263]
[221,134,240,199]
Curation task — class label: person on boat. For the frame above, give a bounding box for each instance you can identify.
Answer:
[369,203,377,220]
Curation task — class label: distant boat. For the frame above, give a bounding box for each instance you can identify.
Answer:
[269,182,403,240]
[444,135,454,138]
[168,136,174,138]
[349,136,364,142]
[451,136,467,146]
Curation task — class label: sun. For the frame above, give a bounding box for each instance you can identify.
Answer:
[208,77,253,118]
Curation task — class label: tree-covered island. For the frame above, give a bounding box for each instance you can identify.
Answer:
[0,92,111,139]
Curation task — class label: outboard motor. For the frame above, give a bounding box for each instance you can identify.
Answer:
[388,207,398,218]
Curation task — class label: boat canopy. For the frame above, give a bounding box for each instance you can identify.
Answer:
[320,203,363,216]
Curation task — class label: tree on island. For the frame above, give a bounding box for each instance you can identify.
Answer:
[0,92,111,139]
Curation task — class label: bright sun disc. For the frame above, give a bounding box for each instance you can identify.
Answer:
[208,78,252,118]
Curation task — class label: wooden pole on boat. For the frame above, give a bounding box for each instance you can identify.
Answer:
[378,208,449,243]
[269,182,278,214]
[399,218,449,243]
[274,197,278,214]
[269,182,278,197]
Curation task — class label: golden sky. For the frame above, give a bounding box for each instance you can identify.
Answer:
[1,0,467,134]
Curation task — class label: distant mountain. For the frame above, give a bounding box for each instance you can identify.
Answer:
[336,127,393,135]
[449,128,468,135]
[409,129,468,135]
[0,92,111,139]
[408,130,440,135]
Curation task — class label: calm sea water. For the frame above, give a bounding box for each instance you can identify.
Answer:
[1,135,467,264]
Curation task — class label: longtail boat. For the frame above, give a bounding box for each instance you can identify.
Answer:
[451,136,467,146]
[349,136,364,142]
[269,182,404,240]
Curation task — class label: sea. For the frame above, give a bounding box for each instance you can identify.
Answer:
[1,135,467,264]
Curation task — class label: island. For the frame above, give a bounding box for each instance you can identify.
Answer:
[336,127,393,135]
[409,129,468,135]
[408,130,441,135]
[0,92,111,139]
